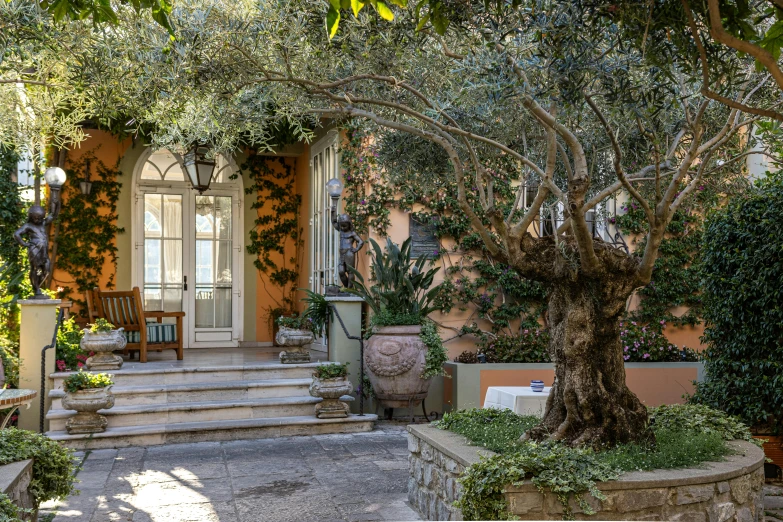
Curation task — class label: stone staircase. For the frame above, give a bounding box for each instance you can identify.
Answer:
[45,362,377,449]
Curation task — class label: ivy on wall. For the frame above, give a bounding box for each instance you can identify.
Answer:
[54,151,123,311]
[240,155,304,327]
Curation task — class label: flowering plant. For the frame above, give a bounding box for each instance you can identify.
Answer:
[620,320,700,362]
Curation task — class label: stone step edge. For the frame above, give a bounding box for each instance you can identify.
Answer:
[45,394,350,420]
[48,378,312,399]
[49,362,326,379]
[45,413,378,441]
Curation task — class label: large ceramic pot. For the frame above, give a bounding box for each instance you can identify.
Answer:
[364,325,432,409]
[62,386,115,434]
[81,329,126,370]
[276,326,315,364]
[309,376,352,418]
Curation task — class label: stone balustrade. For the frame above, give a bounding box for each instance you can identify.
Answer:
[408,424,765,521]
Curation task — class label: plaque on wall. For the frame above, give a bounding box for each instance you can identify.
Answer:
[410,216,439,259]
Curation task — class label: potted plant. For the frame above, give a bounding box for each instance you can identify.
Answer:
[61,371,114,434]
[81,318,126,370]
[347,237,448,412]
[309,362,352,418]
[275,315,315,363]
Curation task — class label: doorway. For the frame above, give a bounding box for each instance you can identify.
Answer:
[132,149,244,348]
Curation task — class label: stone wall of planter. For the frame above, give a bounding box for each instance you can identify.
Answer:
[408,424,765,522]
[0,459,36,521]
[443,361,705,412]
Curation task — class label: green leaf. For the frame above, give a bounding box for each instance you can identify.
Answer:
[374,0,395,21]
[326,5,341,39]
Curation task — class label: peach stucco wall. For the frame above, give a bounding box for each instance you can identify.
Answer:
[478,366,698,408]
[53,130,132,315]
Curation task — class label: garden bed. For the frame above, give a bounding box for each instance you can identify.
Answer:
[443,361,704,412]
[408,423,764,521]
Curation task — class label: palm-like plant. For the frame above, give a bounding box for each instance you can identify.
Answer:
[301,289,330,337]
[347,237,442,321]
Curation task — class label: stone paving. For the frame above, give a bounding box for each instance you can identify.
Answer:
[40,424,421,522]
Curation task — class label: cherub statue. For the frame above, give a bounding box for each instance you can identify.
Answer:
[331,207,365,289]
[13,205,55,299]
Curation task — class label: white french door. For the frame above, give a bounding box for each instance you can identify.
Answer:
[135,187,241,348]
[309,133,340,295]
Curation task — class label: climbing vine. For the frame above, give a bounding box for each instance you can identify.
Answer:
[53,151,123,311]
[240,155,304,328]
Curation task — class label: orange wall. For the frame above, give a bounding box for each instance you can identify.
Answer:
[477,366,698,408]
[53,130,132,314]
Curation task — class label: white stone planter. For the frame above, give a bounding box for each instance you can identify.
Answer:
[81,329,126,370]
[276,326,314,364]
[62,386,115,434]
[309,376,352,418]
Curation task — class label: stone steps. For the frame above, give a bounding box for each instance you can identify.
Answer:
[45,361,376,447]
[46,395,324,431]
[46,414,378,449]
[48,378,312,408]
[50,362,322,388]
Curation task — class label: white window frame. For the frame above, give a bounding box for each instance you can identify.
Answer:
[309,131,341,296]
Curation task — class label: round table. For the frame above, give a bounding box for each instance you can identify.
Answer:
[0,389,37,429]
[483,386,550,416]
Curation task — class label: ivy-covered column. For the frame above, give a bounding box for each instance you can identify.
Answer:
[17,299,61,432]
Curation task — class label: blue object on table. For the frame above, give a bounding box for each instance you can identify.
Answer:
[530,380,545,392]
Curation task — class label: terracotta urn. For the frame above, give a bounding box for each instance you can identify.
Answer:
[309,377,352,418]
[81,329,126,370]
[276,326,315,364]
[62,386,115,434]
[364,325,432,409]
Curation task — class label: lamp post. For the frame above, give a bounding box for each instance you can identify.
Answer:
[43,166,66,217]
[326,177,344,206]
[182,144,217,194]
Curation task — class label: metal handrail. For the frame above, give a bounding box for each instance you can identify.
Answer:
[40,307,65,433]
[328,304,365,416]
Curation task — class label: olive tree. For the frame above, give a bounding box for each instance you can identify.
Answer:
[74,0,776,446]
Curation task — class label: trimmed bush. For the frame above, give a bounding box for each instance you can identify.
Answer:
[692,172,783,433]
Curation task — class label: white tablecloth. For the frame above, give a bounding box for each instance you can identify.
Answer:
[483,386,550,416]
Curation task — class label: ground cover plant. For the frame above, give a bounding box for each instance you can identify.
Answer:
[62,371,113,392]
[438,404,755,520]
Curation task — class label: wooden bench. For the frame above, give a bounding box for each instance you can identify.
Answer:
[88,287,184,363]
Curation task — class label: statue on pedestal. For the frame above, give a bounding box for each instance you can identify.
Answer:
[13,167,66,300]
[331,207,365,289]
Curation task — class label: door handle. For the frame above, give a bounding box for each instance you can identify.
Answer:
[183,275,188,291]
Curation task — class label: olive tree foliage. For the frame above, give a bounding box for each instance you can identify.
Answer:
[73,0,775,446]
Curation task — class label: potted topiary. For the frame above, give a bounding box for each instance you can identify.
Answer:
[347,237,448,413]
[81,318,126,371]
[275,315,315,363]
[309,363,352,418]
[61,371,114,434]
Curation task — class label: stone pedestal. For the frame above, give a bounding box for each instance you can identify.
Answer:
[326,296,363,413]
[18,299,61,432]
[276,327,314,364]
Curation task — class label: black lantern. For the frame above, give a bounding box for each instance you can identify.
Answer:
[182,144,217,193]
[79,158,92,195]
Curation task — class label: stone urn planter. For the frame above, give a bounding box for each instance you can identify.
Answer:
[276,326,314,364]
[309,376,352,418]
[364,325,432,409]
[81,328,126,370]
[62,385,115,434]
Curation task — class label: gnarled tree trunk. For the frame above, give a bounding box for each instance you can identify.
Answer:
[524,241,653,447]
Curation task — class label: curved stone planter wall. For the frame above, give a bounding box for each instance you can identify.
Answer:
[408,424,765,521]
[0,459,36,521]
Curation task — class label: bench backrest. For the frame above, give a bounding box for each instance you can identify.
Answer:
[95,287,145,332]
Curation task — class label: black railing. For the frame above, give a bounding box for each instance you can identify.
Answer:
[327,304,365,416]
[40,307,65,433]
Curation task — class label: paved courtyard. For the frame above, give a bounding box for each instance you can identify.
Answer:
[40,425,421,522]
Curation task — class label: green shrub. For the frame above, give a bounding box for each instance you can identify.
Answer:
[0,338,19,388]
[436,408,540,453]
[88,318,114,333]
[0,492,21,522]
[313,362,348,379]
[0,428,77,506]
[477,328,550,363]
[301,289,329,337]
[62,371,113,393]
[56,317,85,372]
[691,172,783,433]
[440,404,749,520]
[620,320,700,362]
[276,315,315,333]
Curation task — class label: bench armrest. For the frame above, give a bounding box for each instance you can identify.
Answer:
[144,311,186,318]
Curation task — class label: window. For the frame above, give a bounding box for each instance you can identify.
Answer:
[310,133,340,295]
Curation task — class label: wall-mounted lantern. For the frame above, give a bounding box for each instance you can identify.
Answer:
[182,144,217,194]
